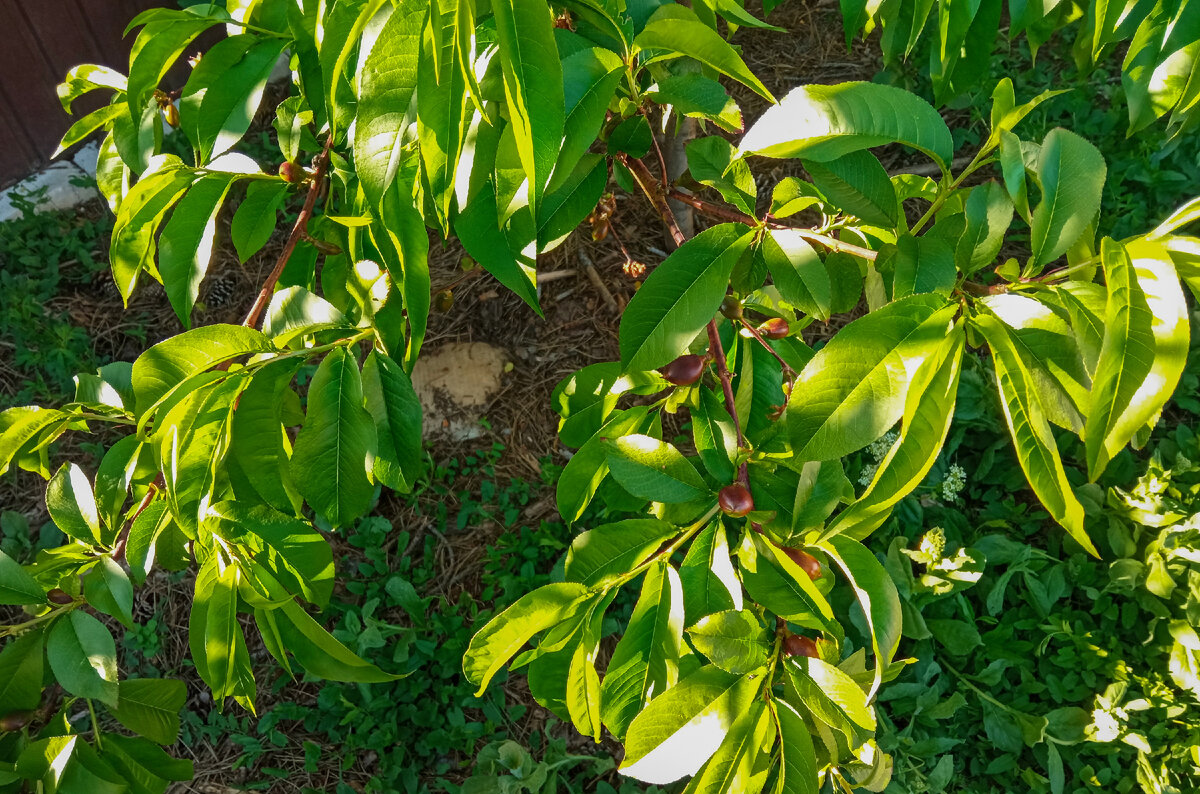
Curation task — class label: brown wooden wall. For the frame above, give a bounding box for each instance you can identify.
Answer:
[0,0,171,189]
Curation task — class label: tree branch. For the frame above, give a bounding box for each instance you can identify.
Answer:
[618,154,686,249]
[243,136,335,329]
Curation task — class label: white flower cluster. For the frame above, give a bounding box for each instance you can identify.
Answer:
[941,464,967,502]
[859,431,900,486]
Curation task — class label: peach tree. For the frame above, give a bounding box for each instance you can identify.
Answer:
[1,0,1199,791]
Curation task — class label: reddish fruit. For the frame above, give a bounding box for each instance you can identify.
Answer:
[162,103,180,128]
[279,162,304,183]
[0,710,32,732]
[782,634,820,658]
[782,547,822,579]
[758,318,789,340]
[46,588,73,605]
[718,483,754,517]
[660,354,705,386]
[720,295,743,320]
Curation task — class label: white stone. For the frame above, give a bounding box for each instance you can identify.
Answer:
[0,160,99,223]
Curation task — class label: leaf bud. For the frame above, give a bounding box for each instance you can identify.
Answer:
[46,588,73,605]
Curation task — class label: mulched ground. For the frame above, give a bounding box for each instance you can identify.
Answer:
[0,3,902,790]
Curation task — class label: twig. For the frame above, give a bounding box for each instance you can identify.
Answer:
[707,319,747,488]
[112,474,163,564]
[739,320,795,379]
[243,135,335,329]
[619,154,686,249]
[666,187,880,262]
[579,251,619,312]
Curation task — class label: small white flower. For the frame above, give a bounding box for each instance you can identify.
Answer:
[867,431,899,462]
[941,464,967,501]
[859,463,878,487]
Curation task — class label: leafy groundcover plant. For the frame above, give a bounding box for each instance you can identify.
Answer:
[2,0,1200,791]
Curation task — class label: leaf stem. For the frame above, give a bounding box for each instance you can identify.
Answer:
[0,601,75,639]
[87,698,104,750]
[910,149,991,235]
[112,474,163,564]
[739,319,795,379]
[243,135,335,329]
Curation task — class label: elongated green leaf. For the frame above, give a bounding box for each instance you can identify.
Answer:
[565,519,679,587]
[759,230,832,321]
[1086,237,1189,477]
[492,0,564,217]
[356,0,426,208]
[464,582,592,694]
[738,533,835,631]
[605,435,708,503]
[83,556,134,628]
[377,159,432,366]
[228,359,302,513]
[786,295,956,460]
[159,174,235,327]
[687,610,770,674]
[775,699,819,794]
[826,326,964,540]
[47,463,102,545]
[189,554,240,699]
[1029,128,1106,268]
[538,154,609,252]
[819,535,902,698]
[58,63,127,113]
[601,562,685,738]
[682,699,771,794]
[958,181,1014,273]
[680,520,742,626]
[551,48,626,192]
[646,73,743,133]
[891,233,956,299]
[362,350,424,493]
[741,82,954,166]
[694,386,738,482]
[0,548,45,606]
[231,179,290,264]
[454,181,542,315]
[804,150,897,227]
[132,324,276,418]
[105,733,195,788]
[557,407,652,523]
[53,103,125,158]
[634,5,773,102]
[127,15,221,115]
[277,599,401,682]
[110,162,194,303]
[566,633,604,741]
[108,678,186,745]
[209,501,334,607]
[786,655,875,739]
[47,611,119,707]
[621,665,762,784]
[418,5,471,228]
[620,224,753,371]
[974,312,1097,555]
[290,348,377,527]
[0,629,44,713]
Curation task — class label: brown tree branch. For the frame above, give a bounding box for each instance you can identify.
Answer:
[243,136,335,329]
[618,154,686,249]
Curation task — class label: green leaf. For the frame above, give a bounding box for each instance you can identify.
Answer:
[47,463,102,545]
[189,555,242,699]
[803,150,897,227]
[290,348,378,527]
[738,533,836,631]
[454,181,543,316]
[620,665,762,784]
[57,63,127,113]
[47,611,119,707]
[53,103,126,158]
[362,351,424,494]
[633,5,774,102]
[686,137,757,217]
[0,629,44,713]
[231,180,291,263]
[741,81,954,166]
[958,181,1013,273]
[694,386,738,482]
[687,610,770,674]
[557,407,652,523]
[0,549,46,605]
[110,163,195,303]
[492,0,565,217]
[105,733,194,788]
[356,0,427,208]
[620,224,753,371]
[108,678,186,745]
[601,562,686,738]
[228,360,303,513]
[566,634,604,741]
[679,520,742,626]
[418,7,472,228]
[273,599,400,683]
[565,519,679,587]
[1029,128,1106,268]
[127,14,222,115]
[604,435,708,503]
[775,699,819,794]
[132,324,276,418]
[973,312,1096,556]
[682,699,772,794]
[891,233,957,299]
[758,230,832,321]
[94,435,142,534]
[83,557,135,629]
[826,326,964,539]
[159,174,235,327]
[180,35,288,162]
[263,287,351,346]
[208,502,334,607]
[538,154,609,252]
[464,582,592,694]
[786,295,956,460]
[927,618,982,655]
[552,47,626,191]
[785,655,875,738]
[819,535,902,697]
[646,73,743,134]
